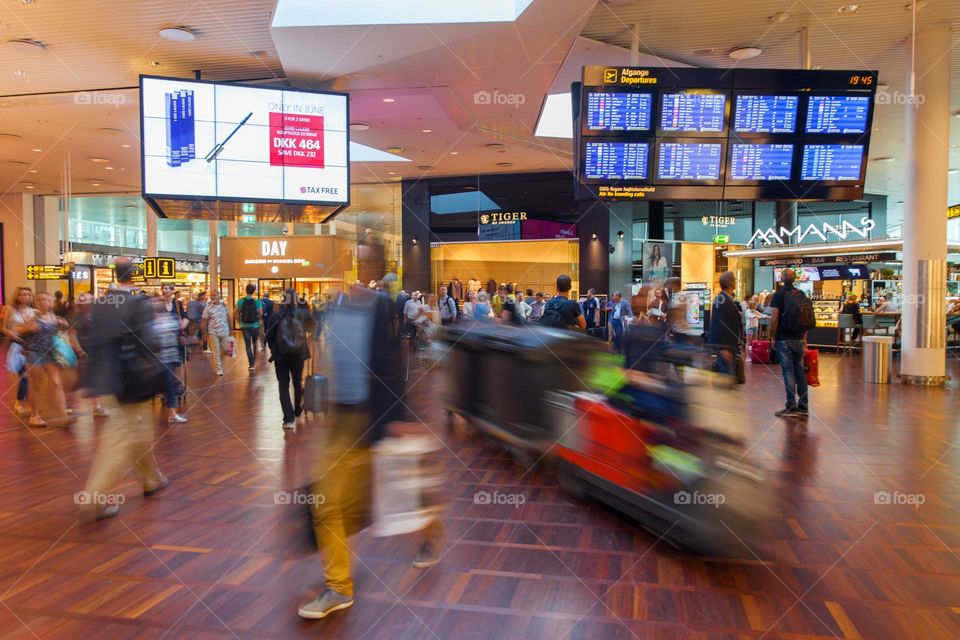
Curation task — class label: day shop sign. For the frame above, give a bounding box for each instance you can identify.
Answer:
[748,216,876,246]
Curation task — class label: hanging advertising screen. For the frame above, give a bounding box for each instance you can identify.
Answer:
[140,76,349,206]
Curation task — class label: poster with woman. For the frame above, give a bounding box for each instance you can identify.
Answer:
[643,242,672,284]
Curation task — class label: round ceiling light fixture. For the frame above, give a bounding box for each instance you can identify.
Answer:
[159,27,196,42]
[485,143,506,151]
[384,146,405,154]
[382,97,395,103]
[449,151,459,155]
[4,38,45,54]
[89,157,110,163]
[729,47,762,60]
[837,4,860,13]
[349,123,370,131]
[421,129,431,133]
[121,143,132,148]
[12,70,27,78]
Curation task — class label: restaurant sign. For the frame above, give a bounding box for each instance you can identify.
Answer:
[748,216,876,246]
[759,252,896,267]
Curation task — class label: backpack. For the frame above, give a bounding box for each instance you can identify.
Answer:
[278,312,308,356]
[539,297,568,328]
[781,288,816,333]
[115,297,166,404]
[239,297,259,324]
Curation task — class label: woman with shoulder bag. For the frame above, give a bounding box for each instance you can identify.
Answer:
[19,291,73,427]
[3,286,35,416]
[158,286,188,423]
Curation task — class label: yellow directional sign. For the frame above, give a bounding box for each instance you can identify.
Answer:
[157,258,175,279]
[26,264,67,280]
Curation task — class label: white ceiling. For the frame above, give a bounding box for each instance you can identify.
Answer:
[0,0,957,220]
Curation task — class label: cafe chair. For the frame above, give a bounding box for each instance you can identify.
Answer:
[861,314,880,338]
[836,314,859,354]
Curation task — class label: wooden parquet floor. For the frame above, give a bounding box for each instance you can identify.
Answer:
[0,342,958,639]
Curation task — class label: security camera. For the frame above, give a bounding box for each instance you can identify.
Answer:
[281,224,289,235]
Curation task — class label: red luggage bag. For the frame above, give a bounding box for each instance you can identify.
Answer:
[750,340,771,364]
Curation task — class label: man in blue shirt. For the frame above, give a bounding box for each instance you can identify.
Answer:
[581,288,599,330]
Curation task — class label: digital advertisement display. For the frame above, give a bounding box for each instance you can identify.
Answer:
[729,143,794,181]
[733,95,798,133]
[805,95,870,134]
[575,66,877,201]
[660,93,727,133]
[800,144,865,181]
[141,76,349,205]
[584,142,649,180]
[585,92,652,131]
[657,142,723,180]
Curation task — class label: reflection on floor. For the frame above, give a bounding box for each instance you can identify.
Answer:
[0,343,958,639]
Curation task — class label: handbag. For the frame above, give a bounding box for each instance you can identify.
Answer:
[6,342,25,373]
[804,349,821,387]
[52,333,78,368]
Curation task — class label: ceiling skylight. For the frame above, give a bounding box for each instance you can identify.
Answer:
[273,0,535,28]
[534,92,573,139]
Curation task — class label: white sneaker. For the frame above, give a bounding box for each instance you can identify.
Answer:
[28,416,47,427]
[168,414,188,424]
[282,422,295,430]
[14,401,29,415]
[216,370,224,376]
[93,406,110,417]
[203,349,212,354]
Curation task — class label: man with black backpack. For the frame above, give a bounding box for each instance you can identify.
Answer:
[265,288,311,430]
[437,285,457,326]
[769,268,816,418]
[235,283,263,372]
[539,274,586,331]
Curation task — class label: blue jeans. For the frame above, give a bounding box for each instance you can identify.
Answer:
[610,318,624,353]
[241,327,259,367]
[163,363,182,409]
[777,339,808,410]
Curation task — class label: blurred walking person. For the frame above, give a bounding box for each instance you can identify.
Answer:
[71,292,108,416]
[19,291,72,427]
[201,290,231,376]
[707,271,742,377]
[265,288,311,430]
[153,295,187,423]
[3,286,35,416]
[185,291,206,353]
[79,258,169,522]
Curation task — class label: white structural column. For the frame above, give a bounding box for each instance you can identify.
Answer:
[208,220,220,294]
[901,26,951,383]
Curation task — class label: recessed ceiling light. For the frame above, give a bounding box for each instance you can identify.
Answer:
[21,0,36,4]
[421,129,432,133]
[24,184,34,189]
[449,151,459,155]
[12,70,26,78]
[837,4,860,13]
[89,157,110,163]
[349,123,370,131]
[384,146,405,153]
[159,26,196,42]
[873,156,895,162]
[496,162,514,167]
[31,147,41,152]
[387,171,396,175]
[485,143,506,151]
[90,182,102,187]
[149,60,161,67]
[121,143,132,148]
[729,47,762,60]
[105,166,114,170]
[28,169,37,173]
[382,98,395,103]
[4,38,45,53]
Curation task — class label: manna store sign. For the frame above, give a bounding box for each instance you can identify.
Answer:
[748,216,876,246]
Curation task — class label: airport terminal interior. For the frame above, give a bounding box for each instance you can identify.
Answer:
[0,1,958,638]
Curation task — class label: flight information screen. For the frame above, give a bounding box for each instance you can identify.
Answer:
[584,141,650,180]
[805,95,870,134]
[729,143,794,180]
[657,142,723,180]
[733,95,799,133]
[660,93,726,133]
[586,92,653,131]
[800,144,864,181]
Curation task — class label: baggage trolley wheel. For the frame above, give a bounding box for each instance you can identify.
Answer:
[557,469,588,503]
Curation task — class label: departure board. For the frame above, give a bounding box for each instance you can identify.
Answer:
[733,95,798,133]
[586,92,652,131]
[805,95,870,134]
[584,141,650,180]
[800,144,864,181]
[729,143,794,181]
[660,93,726,133]
[657,142,723,180]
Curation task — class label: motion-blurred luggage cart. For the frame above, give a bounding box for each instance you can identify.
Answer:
[371,433,446,537]
[546,364,773,556]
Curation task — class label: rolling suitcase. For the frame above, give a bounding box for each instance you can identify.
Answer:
[750,340,770,364]
[303,340,328,415]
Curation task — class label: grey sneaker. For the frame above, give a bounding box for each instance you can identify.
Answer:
[795,408,809,417]
[298,588,354,619]
[413,541,439,569]
[775,407,797,418]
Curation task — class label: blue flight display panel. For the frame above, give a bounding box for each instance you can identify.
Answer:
[660,93,726,133]
[586,92,653,131]
[805,95,870,134]
[800,144,864,181]
[657,142,723,180]
[730,143,794,180]
[584,142,650,180]
[733,95,799,133]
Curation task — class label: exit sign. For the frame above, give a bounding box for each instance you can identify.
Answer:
[713,234,730,244]
[240,214,256,224]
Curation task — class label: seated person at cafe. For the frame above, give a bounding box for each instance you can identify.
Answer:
[873,295,894,313]
[841,294,863,340]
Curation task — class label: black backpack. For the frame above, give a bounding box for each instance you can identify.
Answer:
[781,288,816,333]
[239,297,259,324]
[278,312,308,356]
[539,297,567,328]
[116,297,166,404]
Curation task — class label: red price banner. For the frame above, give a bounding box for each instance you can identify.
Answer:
[269,112,325,168]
